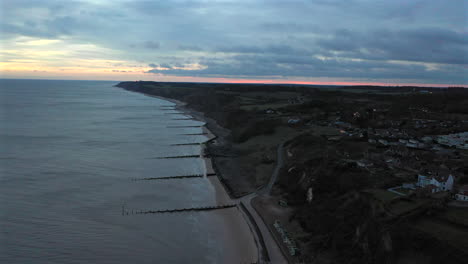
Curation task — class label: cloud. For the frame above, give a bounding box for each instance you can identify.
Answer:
[317,27,468,65]
[214,44,311,56]
[1,0,466,84]
[177,44,203,51]
[143,41,160,49]
[159,63,172,68]
[146,53,467,84]
[1,16,78,38]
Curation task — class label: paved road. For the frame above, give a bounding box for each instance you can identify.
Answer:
[239,195,287,263]
[236,142,288,263]
[261,142,286,195]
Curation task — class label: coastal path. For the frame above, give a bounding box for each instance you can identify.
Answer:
[234,141,289,264]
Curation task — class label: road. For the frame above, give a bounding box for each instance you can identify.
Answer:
[235,142,288,263]
[260,142,286,195]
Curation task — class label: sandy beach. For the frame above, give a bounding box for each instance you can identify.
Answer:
[148,94,262,263]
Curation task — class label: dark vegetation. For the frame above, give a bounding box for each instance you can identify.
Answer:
[117,81,468,264]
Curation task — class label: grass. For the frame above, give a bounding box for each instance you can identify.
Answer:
[365,189,400,202]
[392,187,414,195]
[389,199,427,215]
[414,218,468,253]
[232,125,311,188]
[438,207,468,227]
[306,124,341,136]
[318,87,412,95]
[240,103,291,111]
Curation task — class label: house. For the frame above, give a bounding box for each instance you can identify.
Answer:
[287,118,301,125]
[334,121,353,129]
[386,145,410,157]
[417,173,454,193]
[378,139,389,146]
[455,185,468,201]
[356,159,374,168]
[437,132,468,150]
[419,90,432,94]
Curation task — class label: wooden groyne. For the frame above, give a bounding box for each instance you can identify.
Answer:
[124,204,237,215]
[164,112,185,115]
[154,155,201,159]
[171,118,196,120]
[167,125,203,128]
[169,143,202,146]
[132,173,216,181]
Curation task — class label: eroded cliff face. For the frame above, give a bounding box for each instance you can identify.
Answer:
[275,134,388,262]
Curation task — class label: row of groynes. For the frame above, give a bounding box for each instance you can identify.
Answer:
[125,106,226,216]
[122,204,237,215]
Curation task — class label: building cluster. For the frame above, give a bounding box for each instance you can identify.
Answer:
[327,117,468,202]
[436,132,468,150]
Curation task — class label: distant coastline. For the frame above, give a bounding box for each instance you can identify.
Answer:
[117,84,272,263]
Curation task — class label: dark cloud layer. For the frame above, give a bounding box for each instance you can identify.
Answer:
[317,27,468,65]
[147,54,463,82]
[2,0,467,84]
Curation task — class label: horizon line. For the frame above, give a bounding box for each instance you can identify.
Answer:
[1,77,466,88]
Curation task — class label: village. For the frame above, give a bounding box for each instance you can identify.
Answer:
[255,88,468,202]
[263,88,468,262]
[326,117,468,200]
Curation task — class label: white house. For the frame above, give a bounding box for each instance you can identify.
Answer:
[455,185,468,201]
[417,173,454,193]
[287,118,301,125]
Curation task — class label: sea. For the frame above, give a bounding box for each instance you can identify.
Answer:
[0,79,256,264]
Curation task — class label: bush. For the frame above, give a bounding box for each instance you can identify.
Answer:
[232,119,280,143]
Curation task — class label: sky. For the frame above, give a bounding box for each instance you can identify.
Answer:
[1,0,467,86]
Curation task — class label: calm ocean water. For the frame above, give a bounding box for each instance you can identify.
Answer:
[0,79,251,263]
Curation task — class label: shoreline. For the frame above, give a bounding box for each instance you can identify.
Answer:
[146,94,267,263]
